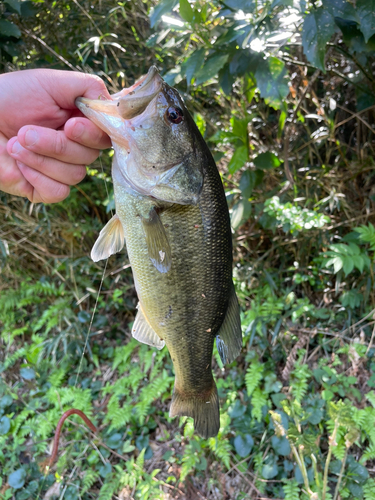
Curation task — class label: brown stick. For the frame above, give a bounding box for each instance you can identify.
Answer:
[49,409,97,468]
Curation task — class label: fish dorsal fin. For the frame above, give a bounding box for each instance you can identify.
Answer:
[132,303,165,350]
[91,214,125,262]
[141,207,171,273]
[216,284,242,365]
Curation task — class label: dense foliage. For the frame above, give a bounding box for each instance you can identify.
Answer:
[1,0,375,498]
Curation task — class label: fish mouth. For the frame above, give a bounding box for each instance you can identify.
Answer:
[75,66,163,121]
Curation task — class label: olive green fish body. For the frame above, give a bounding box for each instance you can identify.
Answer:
[115,147,232,399]
[75,67,242,438]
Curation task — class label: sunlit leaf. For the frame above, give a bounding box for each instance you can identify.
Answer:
[179,0,194,22]
[228,145,248,174]
[149,0,178,28]
[231,199,252,229]
[254,152,281,170]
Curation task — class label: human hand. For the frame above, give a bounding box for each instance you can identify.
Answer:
[0,69,112,203]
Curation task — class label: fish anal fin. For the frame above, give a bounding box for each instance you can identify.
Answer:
[91,213,125,262]
[141,207,171,273]
[169,382,220,439]
[216,284,242,365]
[132,303,165,350]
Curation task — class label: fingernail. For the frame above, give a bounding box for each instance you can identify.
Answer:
[72,122,84,139]
[25,129,38,147]
[12,140,22,154]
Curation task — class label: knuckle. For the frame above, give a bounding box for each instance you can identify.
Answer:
[44,184,70,203]
[35,153,47,170]
[54,133,66,157]
[71,165,87,185]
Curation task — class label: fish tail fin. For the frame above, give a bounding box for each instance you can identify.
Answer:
[169,382,220,438]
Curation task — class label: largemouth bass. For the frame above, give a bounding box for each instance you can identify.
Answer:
[76,67,242,438]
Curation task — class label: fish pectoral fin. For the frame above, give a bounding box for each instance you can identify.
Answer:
[132,303,165,350]
[141,207,171,273]
[216,283,242,365]
[91,213,125,262]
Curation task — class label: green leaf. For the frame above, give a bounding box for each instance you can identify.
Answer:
[0,416,10,435]
[240,170,255,199]
[231,199,252,230]
[195,53,229,85]
[179,0,193,22]
[271,435,291,456]
[219,64,235,95]
[254,152,281,170]
[8,469,26,489]
[228,145,248,175]
[20,367,35,380]
[183,48,205,86]
[262,462,278,479]
[0,19,21,38]
[254,57,289,109]
[149,0,178,28]
[357,0,375,42]
[322,0,358,22]
[98,462,112,478]
[233,434,254,457]
[231,115,254,142]
[351,255,364,273]
[302,8,336,71]
[4,0,21,14]
[343,257,354,276]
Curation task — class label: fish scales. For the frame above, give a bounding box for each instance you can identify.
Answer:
[76,66,242,438]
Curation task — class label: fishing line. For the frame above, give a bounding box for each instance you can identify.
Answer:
[74,153,112,387]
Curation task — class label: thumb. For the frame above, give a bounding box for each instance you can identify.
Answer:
[38,69,112,109]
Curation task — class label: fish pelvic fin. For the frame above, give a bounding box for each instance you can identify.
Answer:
[91,214,125,262]
[141,207,171,273]
[132,303,165,350]
[169,382,220,439]
[216,283,242,365]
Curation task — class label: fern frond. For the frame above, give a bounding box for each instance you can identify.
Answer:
[104,395,131,431]
[283,480,300,500]
[180,443,200,482]
[208,436,231,469]
[290,363,310,403]
[98,473,119,500]
[366,391,375,408]
[81,469,100,494]
[361,443,375,464]
[251,387,269,422]
[363,478,375,500]
[245,358,264,396]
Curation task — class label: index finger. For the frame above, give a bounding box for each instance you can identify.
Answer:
[64,117,112,150]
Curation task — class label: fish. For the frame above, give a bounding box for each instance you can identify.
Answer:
[75,66,242,438]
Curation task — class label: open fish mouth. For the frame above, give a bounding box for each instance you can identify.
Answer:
[76,66,204,205]
[75,66,163,120]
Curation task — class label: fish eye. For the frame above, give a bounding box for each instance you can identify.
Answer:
[166,106,184,124]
